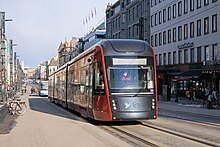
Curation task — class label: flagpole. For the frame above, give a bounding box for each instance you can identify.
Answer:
[94,7,97,29]
[83,19,85,36]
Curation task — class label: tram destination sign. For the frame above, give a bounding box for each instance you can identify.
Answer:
[113,58,147,65]
[177,42,194,49]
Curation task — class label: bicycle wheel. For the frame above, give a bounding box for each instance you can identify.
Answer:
[10,102,17,115]
[15,102,27,115]
[211,99,218,109]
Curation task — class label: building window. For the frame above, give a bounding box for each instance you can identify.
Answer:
[159,11,162,24]
[168,29,171,43]
[155,13,157,26]
[132,25,135,37]
[159,32,162,45]
[190,48,195,63]
[184,24,188,39]
[122,13,126,23]
[156,55,158,65]
[168,52,171,65]
[168,7,171,20]
[178,26,182,41]
[163,31,166,45]
[144,18,147,33]
[136,4,139,17]
[197,19,201,36]
[197,0,201,9]
[151,15,153,27]
[128,10,131,22]
[155,34,158,46]
[212,0,217,2]
[204,0,209,6]
[212,44,218,61]
[129,27,131,38]
[184,0,188,14]
[173,51,177,64]
[136,24,138,36]
[178,1,182,16]
[173,4,176,18]
[212,14,217,33]
[204,17,209,35]
[190,0,194,11]
[132,7,135,20]
[151,0,153,7]
[178,50,182,64]
[173,28,177,42]
[163,9,166,22]
[159,54,162,65]
[197,46,201,62]
[190,22,194,38]
[163,53,167,65]
[184,49,188,63]
[151,35,154,46]
[204,45,210,61]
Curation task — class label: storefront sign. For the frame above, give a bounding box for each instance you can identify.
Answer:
[177,42,194,49]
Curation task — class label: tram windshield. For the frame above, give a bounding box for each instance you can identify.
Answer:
[105,57,155,95]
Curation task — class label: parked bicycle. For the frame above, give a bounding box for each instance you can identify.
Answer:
[203,95,220,109]
[7,97,27,115]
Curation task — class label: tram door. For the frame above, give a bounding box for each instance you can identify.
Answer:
[87,64,94,118]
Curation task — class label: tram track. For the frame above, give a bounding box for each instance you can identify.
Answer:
[140,122,220,147]
[99,124,165,147]
[97,120,220,147]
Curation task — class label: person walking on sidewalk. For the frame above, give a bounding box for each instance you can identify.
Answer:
[189,86,194,101]
[207,87,217,109]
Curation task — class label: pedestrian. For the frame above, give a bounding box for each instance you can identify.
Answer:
[212,87,218,101]
[121,70,131,81]
[207,87,217,109]
[189,86,193,101]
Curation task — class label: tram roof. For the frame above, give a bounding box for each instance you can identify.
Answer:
[98,39,153,56]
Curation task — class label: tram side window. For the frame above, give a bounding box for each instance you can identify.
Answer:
[94,62,105,95]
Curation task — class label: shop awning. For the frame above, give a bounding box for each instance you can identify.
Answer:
[178,70,202,78]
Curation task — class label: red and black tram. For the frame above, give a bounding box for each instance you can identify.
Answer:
[48,39,158,121]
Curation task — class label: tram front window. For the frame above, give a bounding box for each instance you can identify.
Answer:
[107,66,154,95]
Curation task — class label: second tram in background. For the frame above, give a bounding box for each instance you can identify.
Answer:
[48,39,158,121]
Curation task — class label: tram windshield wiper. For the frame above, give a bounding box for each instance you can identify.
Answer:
[132,81,147,97]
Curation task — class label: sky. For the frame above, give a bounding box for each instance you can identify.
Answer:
[0,0,116,67]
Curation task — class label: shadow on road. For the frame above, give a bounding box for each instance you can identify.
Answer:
[28,97,86,123]
[29,97,144,126]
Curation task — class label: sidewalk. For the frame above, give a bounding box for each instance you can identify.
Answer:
[0,92,22,134]
[159,97,220,118]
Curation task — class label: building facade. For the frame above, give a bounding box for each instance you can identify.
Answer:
[151,0,220,97]
[83,22,106,50]
[58,37,79,67]
[106,0,151,42]
[106,0,220,98]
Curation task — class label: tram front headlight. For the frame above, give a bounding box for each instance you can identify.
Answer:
[152,99,155,109]
[112,100,117,110]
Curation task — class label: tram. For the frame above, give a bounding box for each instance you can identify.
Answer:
[48,39,158,121]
